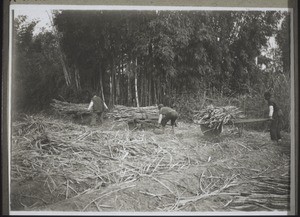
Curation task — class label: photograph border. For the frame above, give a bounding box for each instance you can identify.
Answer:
[2,0,298,215]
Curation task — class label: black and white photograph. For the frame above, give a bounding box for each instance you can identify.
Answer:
[5,1,297,215]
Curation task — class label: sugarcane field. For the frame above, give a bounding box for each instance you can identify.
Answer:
[7,5,295,215]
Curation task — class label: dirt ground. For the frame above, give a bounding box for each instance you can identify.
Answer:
[10,115,291,213]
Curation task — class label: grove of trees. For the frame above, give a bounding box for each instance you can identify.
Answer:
[12,10,291,130]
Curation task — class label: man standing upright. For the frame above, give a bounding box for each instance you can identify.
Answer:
[88,94,108,126]
[264,92,283,143]
[157,104,178,134]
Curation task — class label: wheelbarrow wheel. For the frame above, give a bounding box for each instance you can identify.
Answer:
[200,123,222,136]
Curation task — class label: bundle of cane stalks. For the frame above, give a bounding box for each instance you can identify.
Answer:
[50,99,89,115]
[51,99,158,122]
[193,105,245,129]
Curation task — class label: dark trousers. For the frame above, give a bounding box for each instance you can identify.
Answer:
[161,111,178,127]
[270,117,282,141]
[90,112,103,125]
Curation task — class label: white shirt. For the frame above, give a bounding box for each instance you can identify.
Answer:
[269,105,274,117]
[87,98,108,111]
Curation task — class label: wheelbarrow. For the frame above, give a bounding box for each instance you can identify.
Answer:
[199,118,270,136]
[200,122,223,137]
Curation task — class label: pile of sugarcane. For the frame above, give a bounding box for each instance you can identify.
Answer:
[105,105,158,121]
[193,105,245,129]
[51,99,159,122]
[50,99,89,115]
[228,175,290,211]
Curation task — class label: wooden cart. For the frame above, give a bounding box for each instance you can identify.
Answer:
[199,118,270,136]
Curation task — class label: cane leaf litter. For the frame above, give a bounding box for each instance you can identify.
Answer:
[10,103,290,212]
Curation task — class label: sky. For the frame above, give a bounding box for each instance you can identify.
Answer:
[14,9,53,35]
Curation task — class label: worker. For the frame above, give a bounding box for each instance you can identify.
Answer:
[88,94,108,126]
[157,104,178,134]
[264,92,283,143]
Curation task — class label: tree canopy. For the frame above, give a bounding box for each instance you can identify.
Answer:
[51,10,285,104]
[13,10,291,129]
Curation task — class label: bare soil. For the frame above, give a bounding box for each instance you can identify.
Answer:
[10,115,291,213]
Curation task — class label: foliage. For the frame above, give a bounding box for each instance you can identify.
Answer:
[13,16,64,113]
[51,10,284,104]
[13,10,291,132]
[276,12,290,74]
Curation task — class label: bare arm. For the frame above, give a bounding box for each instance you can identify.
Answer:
[88,101,93,111]
[158,114,163,124]
[103,101,108,110]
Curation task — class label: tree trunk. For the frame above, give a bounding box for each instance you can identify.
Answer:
[47,11,71,87]
[141,67,144,106]
[134,58,140,108]
[154,79,157,105]
[99,62,106,103]
[109,74,113,107]
[144,67,148,106]
[128,76,132,106]
[121,58,125,105]
[74,66,81,91]
[112,69,116,106]
[116,68,120,105]
[109,62,116,107]
[109,58,116,107]
[148,72,152,106]
[59,53,71,86]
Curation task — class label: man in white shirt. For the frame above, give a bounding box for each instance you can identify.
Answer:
[88,94,108,125]
[264,92,283,143]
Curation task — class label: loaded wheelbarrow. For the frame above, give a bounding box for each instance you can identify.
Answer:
[198,118,270,136]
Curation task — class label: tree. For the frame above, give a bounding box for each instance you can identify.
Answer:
[52,10,285,108]
[276,12,290,75]
[13,16,64,113]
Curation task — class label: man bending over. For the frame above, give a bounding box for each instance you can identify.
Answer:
[157,104,178,134]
